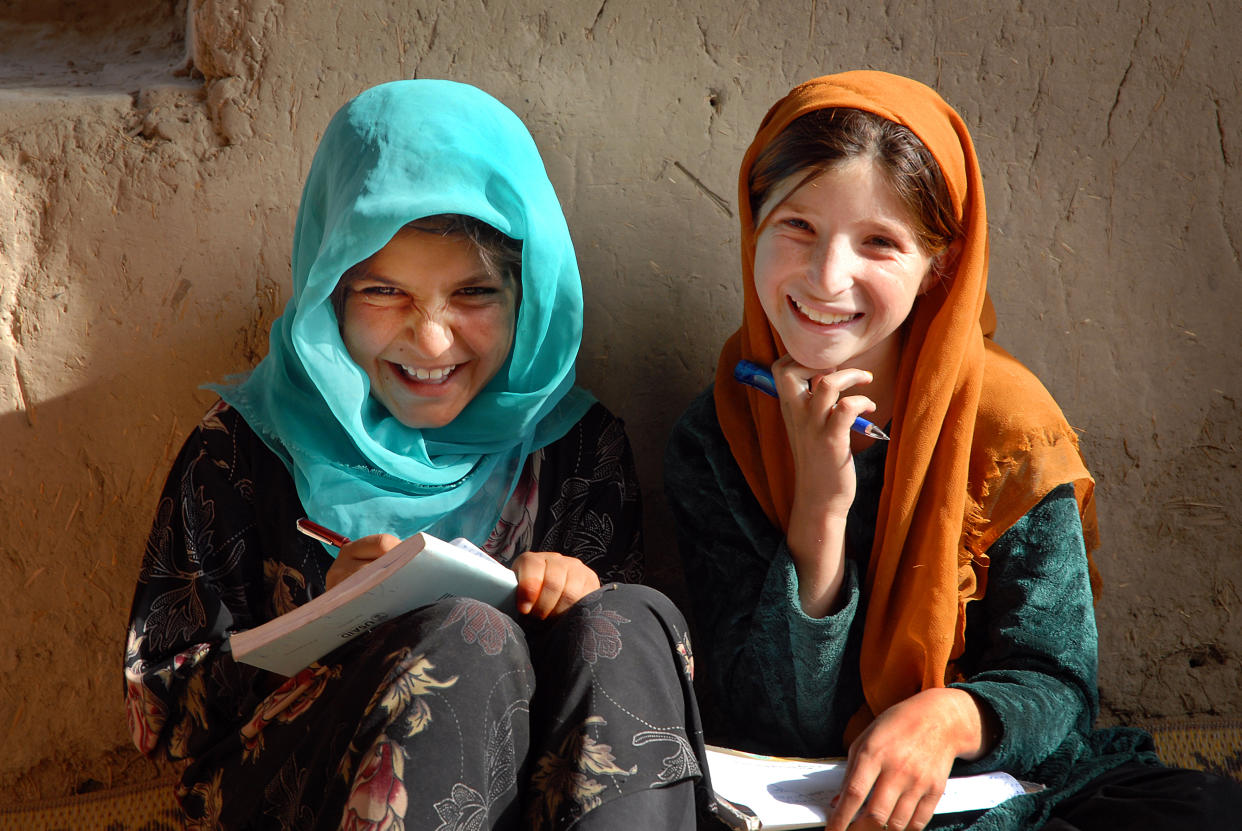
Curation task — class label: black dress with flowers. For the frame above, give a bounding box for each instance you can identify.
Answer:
[124,401,706,831]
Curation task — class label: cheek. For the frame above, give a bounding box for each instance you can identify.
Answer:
[461,307,516,366]
[868,276,921,325]
[341,306,393,365]
[752,249,784,316]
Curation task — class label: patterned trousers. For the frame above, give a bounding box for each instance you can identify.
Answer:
[177,583,707,830]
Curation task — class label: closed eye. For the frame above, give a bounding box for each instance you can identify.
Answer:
[347,282,407,305]
[358,284,403,296]
[783,217,813,232]
[456,285,500,297]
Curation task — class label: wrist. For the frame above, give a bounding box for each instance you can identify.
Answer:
[785,511,848,619]
[932,687,996,761]
[957,689,1001,761]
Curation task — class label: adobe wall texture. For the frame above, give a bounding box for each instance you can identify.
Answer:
[1,0,1238,801]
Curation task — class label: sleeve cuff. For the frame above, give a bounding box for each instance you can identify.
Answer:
[760,544,860,643]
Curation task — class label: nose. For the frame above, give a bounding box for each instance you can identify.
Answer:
[809,238,854,296]
[406,309,452,357]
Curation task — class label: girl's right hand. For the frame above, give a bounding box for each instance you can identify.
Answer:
[771,356,876,521]
[771,355,875,617]
[325,533,401,591]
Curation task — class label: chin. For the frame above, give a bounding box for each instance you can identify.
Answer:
[381,399,464,430]
[785,348,846,372]
[398,411,458,430]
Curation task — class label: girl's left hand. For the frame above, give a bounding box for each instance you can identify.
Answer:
[512,551,601,619]
[825,688,993,831]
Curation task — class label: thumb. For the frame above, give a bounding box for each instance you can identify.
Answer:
[514,556,546,614]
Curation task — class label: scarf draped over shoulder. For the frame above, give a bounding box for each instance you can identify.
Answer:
[211,80,594,546]
[713,70,1099,739]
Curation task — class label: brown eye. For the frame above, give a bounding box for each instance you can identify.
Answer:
[350,284,405,305]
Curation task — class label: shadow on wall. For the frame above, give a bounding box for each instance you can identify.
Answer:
[0,301,269,784]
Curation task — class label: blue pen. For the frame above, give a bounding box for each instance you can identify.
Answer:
[733,359,890,441]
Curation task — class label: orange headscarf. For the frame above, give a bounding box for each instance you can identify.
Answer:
[714,71,1100,741]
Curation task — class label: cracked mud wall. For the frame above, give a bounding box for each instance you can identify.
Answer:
[1,0,1239,800]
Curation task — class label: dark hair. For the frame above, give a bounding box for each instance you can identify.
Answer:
[331,214,523,321]
[748,108,961,258]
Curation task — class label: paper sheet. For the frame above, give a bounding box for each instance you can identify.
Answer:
[706,746,1041,830]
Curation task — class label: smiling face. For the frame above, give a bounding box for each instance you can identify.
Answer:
[340,227,518,429]
[753,157,936,378]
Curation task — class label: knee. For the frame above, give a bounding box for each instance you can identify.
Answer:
[576,583,687,629]
[547,584,692,673]
[367,597,530,668]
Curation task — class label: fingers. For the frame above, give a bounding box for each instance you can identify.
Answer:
[906,789,941,831]
[513,552,601,619]
[823,390,877,435]
[772,358,875,440]
[824,761,943,831]
[807,369,875,412]
[771,353,820,402]
[826,774,938,831]
[514,552,546,615]
[771,356,873,405]
[325,533,401,590]
[850,775,910,831]
[825,754,878,831]
[341,533,401,563]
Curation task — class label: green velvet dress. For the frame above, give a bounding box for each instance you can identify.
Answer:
[666,387,1157,830]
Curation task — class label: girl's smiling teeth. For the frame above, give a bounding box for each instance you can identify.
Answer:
[791,298,861,326]
[395,362,459,384]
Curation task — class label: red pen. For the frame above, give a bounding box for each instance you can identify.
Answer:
[296,517,351,549]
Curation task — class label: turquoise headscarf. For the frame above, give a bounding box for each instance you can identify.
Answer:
[210,80,595,548]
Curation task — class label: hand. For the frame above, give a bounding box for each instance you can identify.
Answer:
[773,356,875,617]
[771,355,876,523]
[324,533,401,591]
[512,551,601,619]
[826,688,993,831]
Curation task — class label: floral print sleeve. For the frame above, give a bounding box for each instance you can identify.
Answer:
[530,403,644,585]
[124,401,326,762]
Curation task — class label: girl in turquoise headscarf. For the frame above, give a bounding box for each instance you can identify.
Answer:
[124,80,707,830]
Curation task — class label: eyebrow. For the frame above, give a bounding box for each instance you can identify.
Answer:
[347,265,500,288]
[777,193,914,231]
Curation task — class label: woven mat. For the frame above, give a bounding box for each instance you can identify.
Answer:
[0,777,180,831]
[1143,717,1242,782]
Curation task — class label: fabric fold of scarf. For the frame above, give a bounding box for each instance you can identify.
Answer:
[713,70,1099,739]
[210,79,594,547]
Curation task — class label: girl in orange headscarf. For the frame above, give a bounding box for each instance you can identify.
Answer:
[667,71,1241,831]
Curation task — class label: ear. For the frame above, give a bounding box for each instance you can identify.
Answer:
[920,238,963,294]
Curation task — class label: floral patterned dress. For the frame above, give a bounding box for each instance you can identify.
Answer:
[125,401,708,830]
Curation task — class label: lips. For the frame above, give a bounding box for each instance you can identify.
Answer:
[392,362,458,384]
[791,298,861,326]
